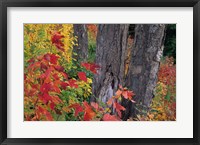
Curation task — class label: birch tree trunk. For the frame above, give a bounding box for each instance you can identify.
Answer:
[73,24,88,61]
[123,24,166,120]
[92,24,129,103]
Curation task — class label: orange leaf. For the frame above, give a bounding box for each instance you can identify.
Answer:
[83,101,96,121]
[62,106,71,113]
[122,90,135,100]
[107,97,113,106]
[51,96,63,104]
[115,90,122,96]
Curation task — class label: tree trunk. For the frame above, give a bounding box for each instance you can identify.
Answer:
[92,24,129,103]
[123,24,166,120]
[73,24,88,61]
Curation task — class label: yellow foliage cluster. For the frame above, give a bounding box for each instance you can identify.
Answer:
[76,78,93,98]
[24,24,77,66]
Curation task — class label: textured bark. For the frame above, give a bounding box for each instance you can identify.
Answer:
[123,24,166,119]
[73,24,88,61]
[92,24,129,103]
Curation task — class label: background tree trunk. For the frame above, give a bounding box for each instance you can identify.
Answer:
[92,24,129,103]
[123,24,166,120]
[73,24,88,61]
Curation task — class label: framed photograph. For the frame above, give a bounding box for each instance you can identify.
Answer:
[0,0,199,144]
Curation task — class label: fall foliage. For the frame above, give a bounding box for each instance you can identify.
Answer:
[24,24,176,121]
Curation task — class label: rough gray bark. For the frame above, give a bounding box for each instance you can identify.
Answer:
[73,24,88,61]
[92,24,129,103]
[123,24,166,120]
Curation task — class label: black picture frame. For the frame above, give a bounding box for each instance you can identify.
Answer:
[0,0,199,145]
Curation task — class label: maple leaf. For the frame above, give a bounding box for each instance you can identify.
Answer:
[51,96,63,104]
[52,74,59,80]
[60,82,69,90]
[28,62,41,71]
[54,65,64,72]
[78,72,87,82]
[81,62,90,70]
[44,111,53,121]
[115,90,122,96]
[83,101,96,121]
[50,54,59,65]
[81,62,100,74]
[39,93,52,104]
[40,62,48,70]
[51,32,65,51]
[37,106,53,121]
[68,79,78,88]
[122,90,135,100]
[90,63,100,74]
[44,53,59,65]
[40,66,54,83]
[50,102,55,110]
[113,102,125,118]
[69,103,83,117]
[40,83,52,93]
[102,114,120,121]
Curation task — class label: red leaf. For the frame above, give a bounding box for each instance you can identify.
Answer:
[37,106,53,121]
[44,53,59,65]
[40,62,48,70]
[102,114,120,121]
[81,62,90,70]
[53,74,59,80]
[50,102,55,110]
[81,62,100,74]
[60,82,69,89]
[24,74,27,80]
[54,65,64,72]
[51,32,65,51]
[39,93,52,104]
[40,83,52,93]
[44,53,51,61]
[83,101,96,121]
[90,63,100,74]
[78,72,87,82]
[50,54,59,65]
[113,102,125,118]
[69,103,83,117]
[68,79,78,88]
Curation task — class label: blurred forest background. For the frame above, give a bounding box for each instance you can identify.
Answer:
[24,24,176,121]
